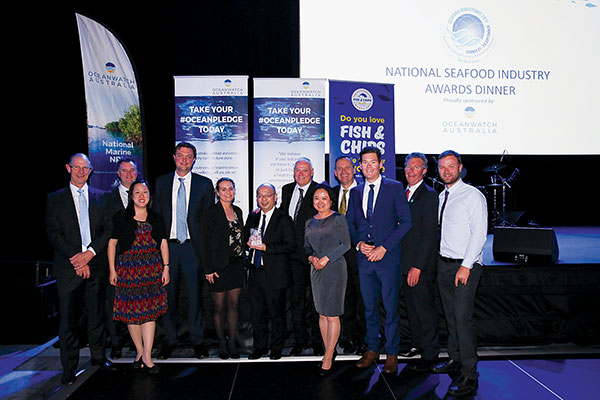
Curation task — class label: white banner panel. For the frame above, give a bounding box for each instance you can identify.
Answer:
[76,13,144,190]
[253,78,327,203]
[174,76,250,216]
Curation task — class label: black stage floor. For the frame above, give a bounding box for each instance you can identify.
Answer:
[55,354,600,400]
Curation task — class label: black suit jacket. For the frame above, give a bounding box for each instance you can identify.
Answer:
[401,182,439,276]
[280,180,317,259]
[200,201,244,275]
[45,185,111,278]
[104,186,126,217]
[243,208,295,290]
[153,172,214,259]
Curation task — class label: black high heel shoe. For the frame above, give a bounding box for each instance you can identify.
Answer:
[133,355,143,370]
[319,351,338,376]
[141,359,160,374]
[228,340,240,359]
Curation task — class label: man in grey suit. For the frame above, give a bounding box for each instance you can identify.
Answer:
[45,153,115,385]
[153,142,214,359]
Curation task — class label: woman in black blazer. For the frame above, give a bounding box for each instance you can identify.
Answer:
[201,177,245,359]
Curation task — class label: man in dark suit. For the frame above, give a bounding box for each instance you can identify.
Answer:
[153,142,214,359]
[103,158,138,359]
[400,152,440,371]
[45,153,115,385]
[331,156,365,355]
[279,157,322,356]
[346,147,412,374]
[245,183,296,360]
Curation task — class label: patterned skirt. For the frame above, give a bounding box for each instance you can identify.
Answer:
[113,222,167,324]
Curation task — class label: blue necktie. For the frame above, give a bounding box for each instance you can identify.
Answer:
[77,188,91,248]
[254,214,266,267]
[176,177,188,243]
[366,184,375,221]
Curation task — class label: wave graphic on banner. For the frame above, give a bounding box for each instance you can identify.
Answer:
[76,13,144,190]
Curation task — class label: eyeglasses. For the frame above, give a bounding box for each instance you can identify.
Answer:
[70,165,90,172]
[257,193,275,199]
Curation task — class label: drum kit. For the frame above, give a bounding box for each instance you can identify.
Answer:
[480,162,520,227]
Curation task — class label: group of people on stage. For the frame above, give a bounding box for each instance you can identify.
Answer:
[45,142,487,397]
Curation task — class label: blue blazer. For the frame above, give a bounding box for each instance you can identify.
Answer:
[346,177,412,264]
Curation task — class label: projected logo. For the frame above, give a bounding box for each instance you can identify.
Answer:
[464,106,475,118]
[224,79,232,87]
[443,8,494,63]
[302,81,311,89]
[351,88,374,111]
[105,62,117,73]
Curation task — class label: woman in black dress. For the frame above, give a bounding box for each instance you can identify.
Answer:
[201,177,245,359]
[107,180,169,373]
[304,184,350,374]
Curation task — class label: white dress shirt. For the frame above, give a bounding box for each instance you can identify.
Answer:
[288,182,311,219]
[439,179,488,269]
[170,171,192,239]
[337,180,358,210]
[69,183,95,254]
[252,207,275,265]
[118,183,129,209]
[362,175,382,218]
[406,179,424,202]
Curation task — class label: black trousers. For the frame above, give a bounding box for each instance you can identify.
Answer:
[401,270,440,360]
[437,258,483,378]
[249,268,287,352]
[56,273,106,375]
[163,241,205,346]
[340,249,365,344]
[288,257,320,347]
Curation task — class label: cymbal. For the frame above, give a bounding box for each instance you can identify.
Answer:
[483,164,505,172]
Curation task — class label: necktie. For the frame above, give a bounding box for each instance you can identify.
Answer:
[366,184,375,220]
[293,188,304,221]
[254,214,266,267]
[439,190,449,230]
[406,188,410,200]
[176,177,188,243]
[77,189,91,248]
[339,189,349,216]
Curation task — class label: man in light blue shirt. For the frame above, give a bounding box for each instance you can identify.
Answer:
[433,150,488,397]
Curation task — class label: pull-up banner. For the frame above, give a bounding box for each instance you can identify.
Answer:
[329,80,396,183]
[253,78,326,200]
[76,13,144,190]
[174,76,250,216]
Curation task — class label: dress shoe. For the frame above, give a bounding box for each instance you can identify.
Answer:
[61,372,77,386]
[110,347,123,359]
[194,344,209,359]
[355,342,368,356]
[157,344,175,360]
[92,358,117,372]
[356,350,380,368]
[432,359,461,374]
[448,375,479,397]
[248,349,267,360]
[398,347,422,358]
[342,340,357,354]
[312,343,325,357]
[407,358,438,372]
[382,355,398,374]
[289,344,306,356]
[269,350,282,360]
